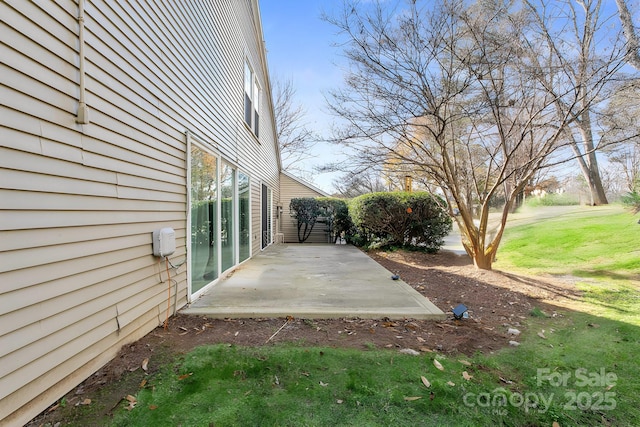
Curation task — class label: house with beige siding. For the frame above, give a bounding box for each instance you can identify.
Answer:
[279,170,330,243]
[0,1,290,424]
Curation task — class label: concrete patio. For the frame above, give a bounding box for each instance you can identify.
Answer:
[183,244,446,320]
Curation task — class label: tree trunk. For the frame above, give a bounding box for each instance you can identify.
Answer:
[472,249,495,270]
[564,104,609,205]
[575,115,608,205]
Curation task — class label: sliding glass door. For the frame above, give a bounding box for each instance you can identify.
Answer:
[220,163,235,273]
[189,143,252,297]
[190,145,218,294]
[238,171,251,262]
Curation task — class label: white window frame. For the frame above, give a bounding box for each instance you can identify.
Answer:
[243,58,261,137]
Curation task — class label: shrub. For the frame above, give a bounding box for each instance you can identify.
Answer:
[524,193,579,207]
[621,191,640,214]
[289,198,321,243]
[349,192,452,252]
[316,197,353,243]
[289,197,352,243]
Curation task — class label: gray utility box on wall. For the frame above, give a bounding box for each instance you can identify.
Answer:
[152,227,176,257]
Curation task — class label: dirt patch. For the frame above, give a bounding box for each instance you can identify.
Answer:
[28,249,578,426]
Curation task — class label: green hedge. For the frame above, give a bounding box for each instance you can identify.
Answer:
[621,191,640,214]
[349,192,452,252]
[289,197,352,243]
[524,193,579,207]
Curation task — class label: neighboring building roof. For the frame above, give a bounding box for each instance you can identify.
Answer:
[281,170,331,197]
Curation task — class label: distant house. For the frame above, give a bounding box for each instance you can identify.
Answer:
[279,171,330,243]
[0,1,291,424]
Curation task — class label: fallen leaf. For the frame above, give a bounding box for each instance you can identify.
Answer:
[80,398,91,406]
[178,373,193,380]
[419,347,433,353]
[421,376,431,388]
[141,358,149,372]
[149,405,158,410]
[458,359,472,366]
[552,422,560,427]
[126,395,137,403]
[399,348,420,356]
[462,371,473,381]
[404,396,422,401]
[433,359,444,371]
[606,384,615,391]
[446,381,455,386]
[416,337,426,343]
[319,381,329,387]
[140,379,147,388]
[336,399,344,404]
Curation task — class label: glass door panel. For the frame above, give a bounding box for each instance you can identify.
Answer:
[238,172,250,262]
[190,146,218,293]
[220,163,235,272]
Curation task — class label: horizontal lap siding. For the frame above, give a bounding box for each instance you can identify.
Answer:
[1,0,279,424]
[280,173,328,243]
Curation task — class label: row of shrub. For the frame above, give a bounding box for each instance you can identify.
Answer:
[523,193,580,207]
[290,192,452,252]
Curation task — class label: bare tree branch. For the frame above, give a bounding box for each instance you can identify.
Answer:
[323,0,624,270]
[616,0,640,69]
[272,76,318,174]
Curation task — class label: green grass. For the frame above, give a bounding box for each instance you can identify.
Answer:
[524,193,580,207]
[496,207,640,278]
[107,205,640,426]
[112,346,486,427]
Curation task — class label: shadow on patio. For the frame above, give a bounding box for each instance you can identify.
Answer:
[183,244,445,320]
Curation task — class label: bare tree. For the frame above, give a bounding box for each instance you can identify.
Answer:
[602,79,640,192]
[616,0,640,70]
[332,169,388,198]
[324,0,602,270]
[272,76,317,173]
[522,0,631,206]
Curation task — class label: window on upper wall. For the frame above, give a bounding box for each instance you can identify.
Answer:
[243,59,261,138]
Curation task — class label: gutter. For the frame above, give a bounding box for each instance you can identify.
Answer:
[76,0,90,124]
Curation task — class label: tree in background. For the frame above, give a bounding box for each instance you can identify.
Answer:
[523,0,631,206]
[272,76,317,174]
[602,79,640,193]
[615,0,640,70]
[324,0,633,269]
[332,168,388,198]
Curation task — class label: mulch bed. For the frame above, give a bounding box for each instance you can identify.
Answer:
[28,249,579,426]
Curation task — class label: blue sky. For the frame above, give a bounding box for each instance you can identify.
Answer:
[259,0,346,192]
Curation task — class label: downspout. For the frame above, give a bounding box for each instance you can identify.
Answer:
[76,0,90,124]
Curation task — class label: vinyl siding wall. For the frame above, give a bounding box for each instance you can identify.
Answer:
[0,1,279,425]
[279,172,329,244]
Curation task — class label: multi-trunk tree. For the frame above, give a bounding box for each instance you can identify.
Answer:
[324,0,636,269]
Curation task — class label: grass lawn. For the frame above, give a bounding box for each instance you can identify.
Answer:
[109,205,640,426]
